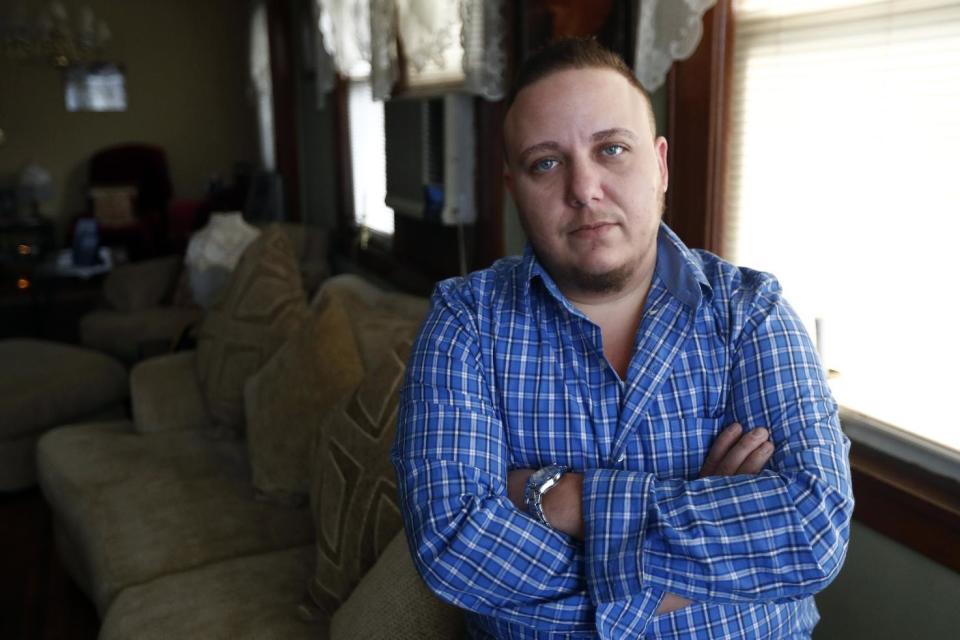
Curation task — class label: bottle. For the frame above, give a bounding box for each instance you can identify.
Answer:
[73,217,100,266]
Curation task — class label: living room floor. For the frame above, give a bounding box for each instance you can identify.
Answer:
[1,488,99,640]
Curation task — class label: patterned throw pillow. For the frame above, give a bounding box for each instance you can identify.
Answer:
[195,226,308,433]
[304,339,412,618]
[245,296,364,506]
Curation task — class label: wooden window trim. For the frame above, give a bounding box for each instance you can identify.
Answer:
[850,438,960,572]
[266,0,302,221]
[667,0,960,570]
[664,0,733,256]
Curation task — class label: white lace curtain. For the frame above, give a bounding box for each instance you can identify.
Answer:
[313,0,506,101]
[635,0,718,92]
[311,0,713,99]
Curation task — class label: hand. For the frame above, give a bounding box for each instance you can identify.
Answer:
[699,422,774,477]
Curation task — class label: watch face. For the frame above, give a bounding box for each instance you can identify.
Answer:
[524,465,567,525]
[532,465,566,492]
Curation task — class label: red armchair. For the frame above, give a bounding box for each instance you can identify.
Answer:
[83,143,174,259]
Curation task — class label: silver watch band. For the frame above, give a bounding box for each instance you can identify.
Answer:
[524,464,568,526]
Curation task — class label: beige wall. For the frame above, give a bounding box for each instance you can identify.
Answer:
[0,0,257,234]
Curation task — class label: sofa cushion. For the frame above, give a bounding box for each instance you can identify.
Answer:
[305,340,412,617]
[0,339,127,440]
[99,545,321,640]
[80,306,201,364]
[331,531,465,639]
[36,421,313,614]
[196,226,308,433]
[102,254,182,312]
[131,350,211,433]
[245,296,364,505]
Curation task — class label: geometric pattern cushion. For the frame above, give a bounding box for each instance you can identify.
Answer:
[196,226,308,433]
[306,340,412,618]
[245,296,364,506]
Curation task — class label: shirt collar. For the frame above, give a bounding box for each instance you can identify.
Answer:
[520,222,712,310]
[655,222,713,308]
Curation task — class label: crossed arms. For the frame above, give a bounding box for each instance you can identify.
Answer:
[506,421,776,615]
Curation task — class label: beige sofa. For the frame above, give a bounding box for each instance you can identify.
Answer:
[36,233,464,639]
[79,223,330,365]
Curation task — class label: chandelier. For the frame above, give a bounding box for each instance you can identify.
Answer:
[1,2,111,68]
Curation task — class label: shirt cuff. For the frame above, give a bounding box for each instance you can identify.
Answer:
[582,468,655,603]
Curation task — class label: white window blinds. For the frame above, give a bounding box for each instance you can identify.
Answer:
[725,0,960,452]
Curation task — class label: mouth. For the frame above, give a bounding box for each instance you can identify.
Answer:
[570,221,618,237]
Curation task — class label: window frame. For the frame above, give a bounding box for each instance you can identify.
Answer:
[667,0,960,571]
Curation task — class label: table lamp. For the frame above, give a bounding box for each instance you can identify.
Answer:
[18,161,54,220]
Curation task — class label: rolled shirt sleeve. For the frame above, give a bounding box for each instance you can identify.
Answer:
[583,279,853,607]
[393,290,599,632]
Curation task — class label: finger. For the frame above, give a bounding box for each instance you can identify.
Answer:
[715,427,769,476]
[700,423,742,477]
[735,440,774,475]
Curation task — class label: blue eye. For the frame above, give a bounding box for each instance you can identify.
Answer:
[532,158,558,173]
[601,144,625,157]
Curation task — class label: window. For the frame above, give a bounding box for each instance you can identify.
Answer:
[64,63,126,112]
[317,0,393,235]
[250,3,275,171]
[725,0,960,454]
[347,79,393,235]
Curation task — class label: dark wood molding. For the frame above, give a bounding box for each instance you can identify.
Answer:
[472,98,506,271]
[849,441,960,572]
[331,76,355,254]
[266,0,302,222]
[664,0,734,254]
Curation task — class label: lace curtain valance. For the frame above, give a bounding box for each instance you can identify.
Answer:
[311,0,714,99]
[313,0,506,101]
[635,0,718,92]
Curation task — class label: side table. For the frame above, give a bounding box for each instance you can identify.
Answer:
[1,247,114,342]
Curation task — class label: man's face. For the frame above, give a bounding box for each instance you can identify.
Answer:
[503,68,669,298]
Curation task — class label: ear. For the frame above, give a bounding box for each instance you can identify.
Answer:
[655,136,669,193]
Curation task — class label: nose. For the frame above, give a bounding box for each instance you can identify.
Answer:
[566,158,603,208]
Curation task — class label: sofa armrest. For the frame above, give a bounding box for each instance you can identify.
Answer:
[130,350,210,433]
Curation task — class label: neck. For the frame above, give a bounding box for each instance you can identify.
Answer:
[566,274,651,326]
[561,260,656,380]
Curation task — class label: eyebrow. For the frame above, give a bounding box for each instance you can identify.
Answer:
[516,128,641,166]
[592,128,639,143]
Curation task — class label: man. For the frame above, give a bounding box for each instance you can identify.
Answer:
[393,38,852,639]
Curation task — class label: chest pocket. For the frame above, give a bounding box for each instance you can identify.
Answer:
[499,339,600,471]
[618,415,728,480]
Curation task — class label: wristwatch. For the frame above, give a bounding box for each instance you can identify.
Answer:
[524,464,568,526]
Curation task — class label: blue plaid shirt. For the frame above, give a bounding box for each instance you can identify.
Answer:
[393,224,853,639]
